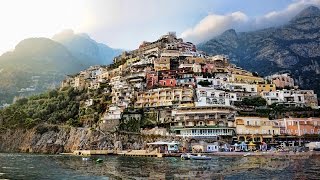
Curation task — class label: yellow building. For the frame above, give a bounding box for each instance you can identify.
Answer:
[230,66,264,84]
[231,74,264,84]
[125,57,140,66]
[98,66,124,81]
[235,116,280,143]
[74,76,87,89]
[257,84,276,93]
[186,57,206,64]
[154,57,170,71]
[135,87,193,108]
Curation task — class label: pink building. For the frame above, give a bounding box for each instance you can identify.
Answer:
[268,74,294,88]
[159,79,176,87]
[146,71,158,89]
[202,64,215,73]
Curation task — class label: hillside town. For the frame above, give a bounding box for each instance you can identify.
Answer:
[61,32,320,150]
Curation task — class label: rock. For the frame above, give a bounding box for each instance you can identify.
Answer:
[0,125,182,154]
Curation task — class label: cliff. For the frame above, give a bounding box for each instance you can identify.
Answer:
[0,125,178,154]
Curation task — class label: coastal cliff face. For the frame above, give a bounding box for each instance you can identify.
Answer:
[0,126,178,154]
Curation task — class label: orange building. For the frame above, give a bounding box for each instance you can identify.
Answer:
[276,117,320,136]
[257,84,276,93]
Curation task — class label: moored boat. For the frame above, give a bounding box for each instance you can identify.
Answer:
[181,154,212,160]
[82,157,91,161]
[96,158,103,163]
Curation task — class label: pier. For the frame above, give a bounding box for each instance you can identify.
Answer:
[73,149,163,157]
[120,150,163,157]
[73,150,114,156]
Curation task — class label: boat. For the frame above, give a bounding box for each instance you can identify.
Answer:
[181,153,191,160]
[313,147,320,151]
[82,157,91,161]
[96,158,103,163]
[181,154,212,160]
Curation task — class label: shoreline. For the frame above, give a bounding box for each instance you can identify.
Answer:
[67,149,320,158]
[2,150,320,158]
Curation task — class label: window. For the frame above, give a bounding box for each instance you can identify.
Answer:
[247,121,249,125]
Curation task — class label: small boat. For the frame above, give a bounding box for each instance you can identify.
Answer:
[82,157,90,161]
[181,153,191,160]
[96,158,103,163]
[313,147,320,151]
[181,154,211,160]
[243,153,251,157]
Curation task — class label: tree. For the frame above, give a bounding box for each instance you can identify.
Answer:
[198,80,212,87]
[242,97,267,107]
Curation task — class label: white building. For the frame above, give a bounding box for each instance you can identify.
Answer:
[110,76,134,108]
[170,106,236,138]
[102,105,122,122]
[195,76,228,89]
[195,87,237,107]
[224,83,257,93]
[260,89,305,106]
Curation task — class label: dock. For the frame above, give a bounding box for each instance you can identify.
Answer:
[72,149,163,157]
[120,150,163,157]
[73,150,114,156]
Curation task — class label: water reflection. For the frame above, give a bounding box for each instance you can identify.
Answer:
[1,153,320,179]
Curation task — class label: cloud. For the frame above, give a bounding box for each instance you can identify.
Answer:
[255,0,320,28]
[181,12,248,44]
[181,0,320,43]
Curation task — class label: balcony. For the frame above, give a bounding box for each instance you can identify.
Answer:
[182,92,193,96]
[245,124,261,127]
[171,127,235,137]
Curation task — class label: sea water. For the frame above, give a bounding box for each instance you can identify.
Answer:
[0,153,319,179]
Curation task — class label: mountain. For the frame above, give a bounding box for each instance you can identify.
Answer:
[52,29,122,65]
[198,6,320,95]
[0,38,85,104]
[0,31,122,104]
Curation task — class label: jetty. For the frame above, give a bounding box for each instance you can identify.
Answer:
[73,149,163,157]
[120,150,163,157]
[73,150,114,156]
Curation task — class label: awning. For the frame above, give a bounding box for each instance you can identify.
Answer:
[147,141,179,145]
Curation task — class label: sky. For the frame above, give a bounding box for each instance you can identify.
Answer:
[0,0,319,54]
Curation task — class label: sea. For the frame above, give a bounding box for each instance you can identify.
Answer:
[0,153,319,179]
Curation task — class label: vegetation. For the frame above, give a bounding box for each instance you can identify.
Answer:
[235,97,267,107]
[118,110,161,132]
[198,80,212,87]
[0,88,84,129]
[0,83,116,131]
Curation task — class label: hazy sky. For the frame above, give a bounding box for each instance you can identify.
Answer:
[0,0,319,54]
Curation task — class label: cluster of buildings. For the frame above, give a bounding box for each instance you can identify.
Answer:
[61,32,319,144]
